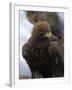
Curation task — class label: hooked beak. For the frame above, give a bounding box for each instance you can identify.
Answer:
[44,32,52,38]
[44,32,58,41]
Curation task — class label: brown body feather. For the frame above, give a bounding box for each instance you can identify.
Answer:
[22,21,64,78]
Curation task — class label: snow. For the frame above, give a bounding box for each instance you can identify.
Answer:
[19,11,33,78]
[57,12,64,25]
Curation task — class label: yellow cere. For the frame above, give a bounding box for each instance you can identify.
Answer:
[44,32,52,38]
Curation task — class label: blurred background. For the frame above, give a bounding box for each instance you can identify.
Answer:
[19,10,64,79]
